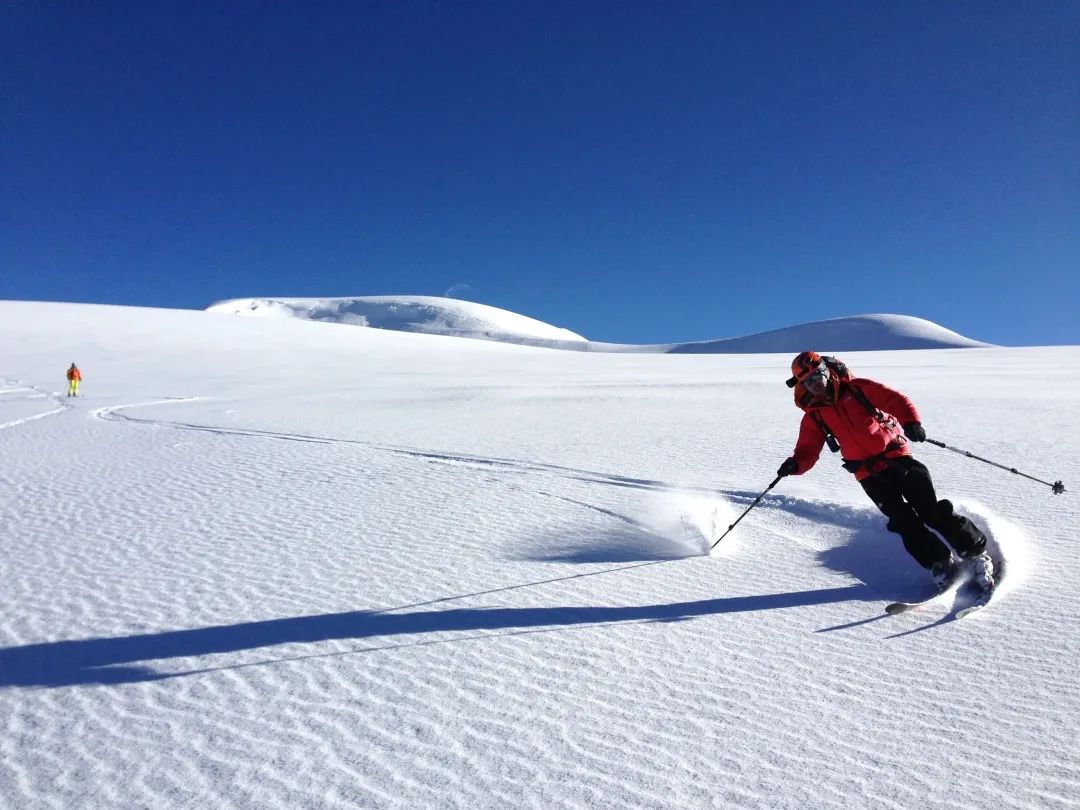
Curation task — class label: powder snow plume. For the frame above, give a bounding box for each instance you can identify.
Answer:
[633,490,741,557]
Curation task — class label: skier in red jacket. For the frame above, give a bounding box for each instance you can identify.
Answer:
[777,351,992,590]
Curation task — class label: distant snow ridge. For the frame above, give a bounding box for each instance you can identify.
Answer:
[664,314,992,353]
[207,297,989,352]
[206,296,588,344]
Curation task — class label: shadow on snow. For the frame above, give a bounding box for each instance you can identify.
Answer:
[815,522,934,603]
[515,526,701,563]
[0,584,873,689]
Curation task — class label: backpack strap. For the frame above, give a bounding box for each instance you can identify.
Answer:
[810,412,840,453]
[847,382,903,435]
[846,383,881,419]
[837,382,906,476]
[811,384,904,467]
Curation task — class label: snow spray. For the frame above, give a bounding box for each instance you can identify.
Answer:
[635,491,741,558]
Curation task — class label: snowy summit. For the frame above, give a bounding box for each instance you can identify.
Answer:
[207,295,588,344]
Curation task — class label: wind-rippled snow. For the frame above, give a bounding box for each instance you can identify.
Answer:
[1,301,1076,810]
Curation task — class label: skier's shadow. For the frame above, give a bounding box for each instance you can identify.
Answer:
[515,526,700,563]
[812,522,949,633]
[0,584,874,689]
[816,522,933,604]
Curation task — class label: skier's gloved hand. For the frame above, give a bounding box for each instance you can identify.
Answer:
[776,458,799,477]
[903,421,927,442]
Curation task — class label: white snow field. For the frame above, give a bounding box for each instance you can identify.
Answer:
[1,300,1077,810]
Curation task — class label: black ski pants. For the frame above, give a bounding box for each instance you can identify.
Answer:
[859,456,986,570]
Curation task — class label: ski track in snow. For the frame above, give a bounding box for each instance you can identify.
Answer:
[0,378,69,430]
[1,311,1077,810]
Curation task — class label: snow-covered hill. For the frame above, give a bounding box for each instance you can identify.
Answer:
[1,299,1075,810]
[207,296,990,352]
[663,313,992,352]
[207,295,588,343]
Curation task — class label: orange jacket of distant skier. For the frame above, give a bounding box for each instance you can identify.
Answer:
[67,366,81,381]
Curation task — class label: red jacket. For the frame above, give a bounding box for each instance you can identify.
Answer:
[791,378,920,481]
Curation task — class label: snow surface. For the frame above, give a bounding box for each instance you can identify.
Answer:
[206,296,990,353]
[1,300,1077,810]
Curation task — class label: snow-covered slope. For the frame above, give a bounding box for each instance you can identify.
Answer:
[207,295,588,343]
[663,313,992,352]
[1,300,1075,810]
[207,296,990,353]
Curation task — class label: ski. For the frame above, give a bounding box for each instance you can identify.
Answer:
[954,589,992,619]
[885,600,931,615]
[885,593,948,615]
[884,568,964,615]
[886,555,1005,618]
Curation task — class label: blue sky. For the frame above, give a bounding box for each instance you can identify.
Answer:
[3,1,1077,345]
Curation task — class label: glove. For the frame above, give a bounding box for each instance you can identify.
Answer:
[903,422,926,442]
[776,457,799,477]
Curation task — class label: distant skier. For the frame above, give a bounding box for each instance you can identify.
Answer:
[66,363,81,397]
[776,351,993,591]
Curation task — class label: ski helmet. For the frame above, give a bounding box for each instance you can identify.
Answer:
[786,351,822,388]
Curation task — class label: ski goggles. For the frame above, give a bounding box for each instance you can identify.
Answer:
[796,361,830,395]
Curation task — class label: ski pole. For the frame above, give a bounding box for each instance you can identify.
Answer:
[710,475,782,550]
[926,438,1065,495]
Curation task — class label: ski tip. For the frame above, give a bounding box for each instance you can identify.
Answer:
[955,603,985,620]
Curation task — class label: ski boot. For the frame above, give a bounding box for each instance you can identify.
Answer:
[929,557,959,593]
[965,551,995,593]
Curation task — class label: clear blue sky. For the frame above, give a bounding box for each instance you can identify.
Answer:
[3,1,1077,345]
